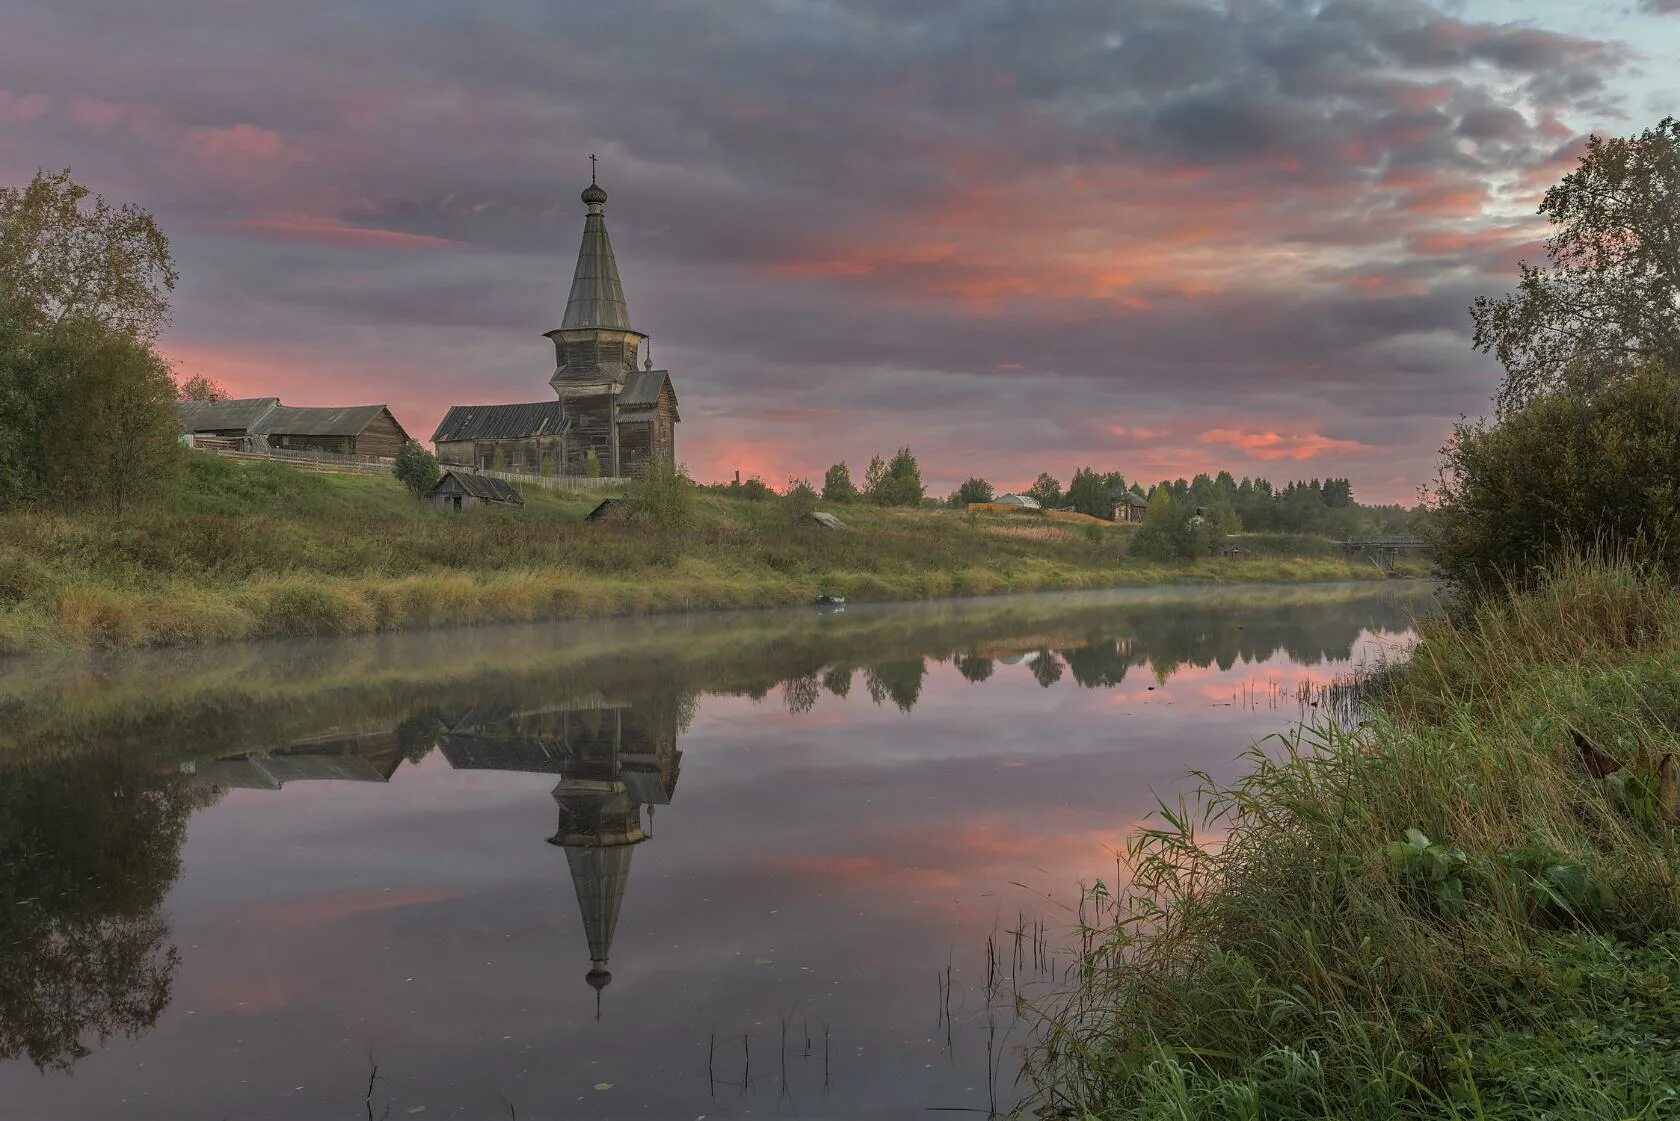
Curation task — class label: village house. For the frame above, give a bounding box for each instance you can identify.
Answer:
[431,172,680,477]
[176,397,410,458]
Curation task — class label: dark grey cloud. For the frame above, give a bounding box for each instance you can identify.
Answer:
[0,0,1640,498]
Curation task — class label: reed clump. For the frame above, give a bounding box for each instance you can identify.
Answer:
[1030,558,1680,1119]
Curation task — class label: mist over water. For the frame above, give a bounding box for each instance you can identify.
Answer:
[0,583,1432,1120]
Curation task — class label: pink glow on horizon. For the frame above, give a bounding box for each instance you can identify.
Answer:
[1199,428,1373,461]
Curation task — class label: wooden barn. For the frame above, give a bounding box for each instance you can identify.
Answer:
[177,397,410,458]
[428,468,525,511]
[1110,486,1150,524]
[431,173,680,478]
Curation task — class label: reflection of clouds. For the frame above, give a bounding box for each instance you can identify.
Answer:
[1,588,1435,1117]
[239,886,457,929]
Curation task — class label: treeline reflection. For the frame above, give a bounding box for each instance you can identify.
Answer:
[0,584,1430,1071]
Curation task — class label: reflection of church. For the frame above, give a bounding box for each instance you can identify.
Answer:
[438,696,680,1012]
[186,693,681,1014]
[186,728,405,788]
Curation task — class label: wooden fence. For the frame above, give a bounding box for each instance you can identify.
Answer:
[471,468,633,493]
[189,444,633,491]
[191,447,395,476]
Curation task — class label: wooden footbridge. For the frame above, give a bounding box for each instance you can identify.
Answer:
[1339,536,1430,573]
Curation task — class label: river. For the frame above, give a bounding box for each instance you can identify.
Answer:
[0,581,1433,1120]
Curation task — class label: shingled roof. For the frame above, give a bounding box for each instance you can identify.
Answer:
[430,401,569,443]
[255,404,396,437]
[560,181,635,332]
[176,397,280,432]
[616,369,677,420]
[432,469,525,504]
[175,397,403,439]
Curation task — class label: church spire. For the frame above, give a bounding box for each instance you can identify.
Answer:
[549,778,647,1019]
[561,170,634,332]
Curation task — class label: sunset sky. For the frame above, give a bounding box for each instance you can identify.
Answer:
[4,1,1677,503]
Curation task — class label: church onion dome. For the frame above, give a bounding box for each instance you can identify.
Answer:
[581,182,608,207]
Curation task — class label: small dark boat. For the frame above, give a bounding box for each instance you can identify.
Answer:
[815,594,847,607]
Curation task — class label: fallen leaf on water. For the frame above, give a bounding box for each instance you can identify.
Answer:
[594,1082,614,1091]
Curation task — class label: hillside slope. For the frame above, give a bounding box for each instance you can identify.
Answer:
[0,455,1418,653]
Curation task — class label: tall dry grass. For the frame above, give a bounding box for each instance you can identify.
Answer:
[1029,558,1680,1119]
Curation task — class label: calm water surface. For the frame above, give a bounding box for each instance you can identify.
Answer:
[0,582,1433,1120]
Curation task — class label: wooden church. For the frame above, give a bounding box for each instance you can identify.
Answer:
[431,173,679,477]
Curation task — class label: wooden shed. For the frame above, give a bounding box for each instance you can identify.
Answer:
[429,469,525,511]
[1111,488,1150,524]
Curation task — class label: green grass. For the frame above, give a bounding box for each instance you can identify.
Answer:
[0,455,1423,654]
[1028,557,1680,1119]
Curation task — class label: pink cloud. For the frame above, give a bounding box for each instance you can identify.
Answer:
[185,123,299,165]
[238,213,455,249]
[65,96,127,131]
[1199,428,1373,461]
[0,89,51,122]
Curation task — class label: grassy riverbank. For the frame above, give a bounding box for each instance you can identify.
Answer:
[0,456,1421,654]
[1031,559,1680,1119]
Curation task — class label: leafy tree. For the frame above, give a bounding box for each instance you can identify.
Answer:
[1131,489,1184,561]
[1472,118,1680,414]
[736,476,772,501]
[1431,366,1680,594]
[174,374,226,403]
[1025,472,1063,508]
[0,305,181,514]
[584,447,602,478]
[0,169,177,339]
[0,753,204,1070]
[954,476,994,505]
[84,328,183,516]
[863,658,925,711]
[395,712,442,764]
[781,674,821,714]
[1030,650,1064,688]
[868,447,924,506]
[822,461,857,503]
[1065,467,1113,519]
[628,459,694,529]
[394,439,440,498]
[954,653,994,683]
[863,454,887,493]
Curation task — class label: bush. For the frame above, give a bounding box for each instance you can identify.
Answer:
[0,302,182,514]
[1431,366,1680,596]
[782,476,819,518]
[628,459,694,530]
[1131,489,1221,561]
[393,440,440,498]
[953,477,993,506]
